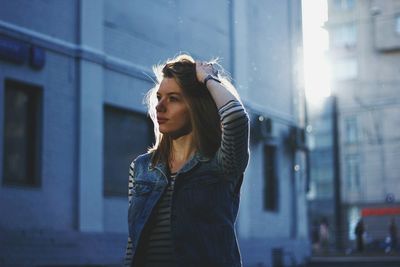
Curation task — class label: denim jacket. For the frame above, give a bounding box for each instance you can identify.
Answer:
[125,100,249,267]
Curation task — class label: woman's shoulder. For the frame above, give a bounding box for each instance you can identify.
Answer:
[130,152,154,170]
[134,151,154,163]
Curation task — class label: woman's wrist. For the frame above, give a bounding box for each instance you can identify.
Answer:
[203,74,221,86]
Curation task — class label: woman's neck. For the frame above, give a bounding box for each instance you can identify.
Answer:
[170,132,196,171]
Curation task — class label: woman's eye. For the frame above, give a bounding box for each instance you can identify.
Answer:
[169,96,178,102]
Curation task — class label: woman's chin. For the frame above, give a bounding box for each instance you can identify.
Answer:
[158,126,169,134]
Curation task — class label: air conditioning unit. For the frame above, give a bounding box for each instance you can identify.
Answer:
[289,126,308,151]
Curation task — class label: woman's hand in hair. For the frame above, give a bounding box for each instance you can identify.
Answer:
[195,61,238,109]
[195,61,216,84]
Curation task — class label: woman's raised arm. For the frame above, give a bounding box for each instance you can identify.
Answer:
[196,62,250,176]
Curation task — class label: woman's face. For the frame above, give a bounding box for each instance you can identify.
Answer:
[156,78,192,138]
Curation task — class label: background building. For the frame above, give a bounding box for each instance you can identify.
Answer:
[0,0,310,266]
[324,0,400,249]
[307,96,342,250]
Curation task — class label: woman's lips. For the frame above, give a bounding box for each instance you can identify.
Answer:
[157,118,168,124]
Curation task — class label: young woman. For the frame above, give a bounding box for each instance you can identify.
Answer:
[124,54,249,267]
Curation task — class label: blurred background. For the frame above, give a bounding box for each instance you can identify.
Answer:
[0,0,399,266]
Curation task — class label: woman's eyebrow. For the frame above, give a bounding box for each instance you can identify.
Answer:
[167,92,181,96]
[157,92,182,96]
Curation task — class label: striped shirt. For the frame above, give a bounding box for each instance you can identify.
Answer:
[124,99,249,266]
[135,173,177,267]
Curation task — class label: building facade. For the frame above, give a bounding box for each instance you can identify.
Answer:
[307,96,342,250]
[0,0,310,266]
[325,0,400,248]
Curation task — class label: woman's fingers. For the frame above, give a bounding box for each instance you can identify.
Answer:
[196,61,211,83]
[195,61,218,84]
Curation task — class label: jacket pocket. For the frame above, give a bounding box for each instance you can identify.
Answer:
[132,180,153,196]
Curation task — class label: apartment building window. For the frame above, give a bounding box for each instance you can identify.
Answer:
[263,145,278,211]
[345,116,358,144]
[2,79,42,187]
[332,58,358,80]
[103,105,154,196]
[345,154,360,191]
[310,150,334,199]
[334,0,355,10]
[331,23,357,48]
[396,14,400,35]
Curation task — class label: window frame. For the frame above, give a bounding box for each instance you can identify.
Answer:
[2,79,43,187]
[345,154,360,191]
[103,104,154,197]
[344,116,358,144]
[395,14,400,35]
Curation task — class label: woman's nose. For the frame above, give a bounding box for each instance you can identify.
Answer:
[156,99,165,112]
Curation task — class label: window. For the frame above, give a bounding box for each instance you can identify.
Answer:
[396,15,400,35]
[345,154,360,191]
[345,116,358,144]
[332,58,358,80]
[334,0,355,10]
[331,23,357,48]
[2,79,42,186]
[103,105,154,196]
[263,145,278,211]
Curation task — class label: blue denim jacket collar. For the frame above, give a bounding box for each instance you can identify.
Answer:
[148,151,211,176]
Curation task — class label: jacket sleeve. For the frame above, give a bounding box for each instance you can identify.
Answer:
[216,99,250,176]
[123,160,135,266]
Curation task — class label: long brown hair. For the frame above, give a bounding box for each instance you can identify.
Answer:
[145,54,235,166]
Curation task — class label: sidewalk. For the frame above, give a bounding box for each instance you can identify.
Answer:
[311,255,400,262]
[308,251,400,267]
